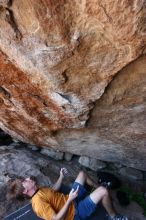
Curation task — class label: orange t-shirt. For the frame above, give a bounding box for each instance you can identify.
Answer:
[31,187,75,220]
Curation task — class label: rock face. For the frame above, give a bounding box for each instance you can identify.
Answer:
[55,55,146,171]
[87,55,146,170]
[79,156,106,171]
[0,1,146,169]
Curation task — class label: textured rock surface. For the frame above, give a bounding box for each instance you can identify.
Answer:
[87,55,146,170]
[0,1,146,169]
[55,55,146,171]
[64,152,73,161]
[79,156,106,171]
[119,167,143,181]
[40,147,64,160]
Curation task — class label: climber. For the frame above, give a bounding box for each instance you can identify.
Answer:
[8,168,128,220]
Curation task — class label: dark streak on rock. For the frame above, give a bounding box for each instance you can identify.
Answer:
[99,3,113,23]
[28,93,48,107]
[8,0,13,7]
[0,86,11,98]
[62,70,68,83]
[5,8,22,40]
[61,105,66,110]
[56,92,72,104]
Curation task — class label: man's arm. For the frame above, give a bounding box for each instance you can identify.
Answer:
[52,168,67,191]
[52,186,79,220]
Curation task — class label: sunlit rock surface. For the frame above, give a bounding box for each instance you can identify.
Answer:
[0,0,146,169]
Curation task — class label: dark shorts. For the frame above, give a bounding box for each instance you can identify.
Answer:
[72,182,97,220]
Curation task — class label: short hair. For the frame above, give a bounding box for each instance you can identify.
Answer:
[7,178,24,200]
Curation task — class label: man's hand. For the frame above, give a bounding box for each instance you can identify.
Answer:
[68,186,79,202]
[52,168,68,191]
[60,168,68,179]
[52,185,78,220]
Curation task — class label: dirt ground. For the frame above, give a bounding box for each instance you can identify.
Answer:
[111,190,146,220]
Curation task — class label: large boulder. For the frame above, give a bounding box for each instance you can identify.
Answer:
[0,0,146,170]
[55,55,146,171]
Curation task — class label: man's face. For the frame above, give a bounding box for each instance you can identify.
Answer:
[22,177,36,194]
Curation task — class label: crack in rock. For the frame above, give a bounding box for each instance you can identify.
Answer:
[56,92,72,104]
[0,86,11,98]
[5,8,22,40]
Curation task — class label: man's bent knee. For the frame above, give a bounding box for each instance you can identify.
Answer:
[90,186,108,204]
[96,186,108,197]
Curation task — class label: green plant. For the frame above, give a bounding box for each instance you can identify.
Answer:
[118,186,146,216]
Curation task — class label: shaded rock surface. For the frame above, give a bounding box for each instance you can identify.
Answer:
[119,167,143,181]
[40,147,64,160]
[0,1,146,171]
[64,152,73,161]
[79,156,106,171]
